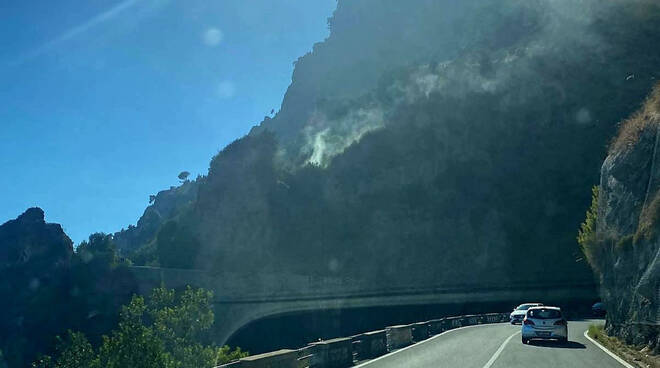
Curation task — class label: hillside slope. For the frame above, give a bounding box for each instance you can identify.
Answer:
[124,0,660,289]
[0,209,136,366]
[587,85,660,351]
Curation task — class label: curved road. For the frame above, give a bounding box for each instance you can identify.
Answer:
[356,320,628,368]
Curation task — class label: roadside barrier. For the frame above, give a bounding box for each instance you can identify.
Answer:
[216,312,510,368]
[411,321,429,342]
[385,325,413,351]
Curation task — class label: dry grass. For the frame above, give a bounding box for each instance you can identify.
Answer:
[610,83,660,154]
[588,324,660,368]
[635,190,660,243]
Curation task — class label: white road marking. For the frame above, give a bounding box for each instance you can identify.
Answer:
[354,323,504,367]
[481,331,519,368]
[583,330,635,368]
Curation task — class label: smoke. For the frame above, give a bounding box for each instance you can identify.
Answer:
[304,107,385,166]
[293,0,656,167]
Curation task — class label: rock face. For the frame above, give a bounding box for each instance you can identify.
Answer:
[0,208,74,366]
[0,209,137,367]
[113,180,199,254]
[595,85,660,350]
[123,0,660,291]
[0,207,73,270]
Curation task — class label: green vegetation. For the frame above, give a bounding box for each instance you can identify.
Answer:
[635,191,660,243]
[578,186,601,268]
[609,84,660,154]
[155,221,201,269]
[0,208,139,367]
[587,324,604,340]
[587,324,659,367]
[32,287,247,368]
[178,171,191,182]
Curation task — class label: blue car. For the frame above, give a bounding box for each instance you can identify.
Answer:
[592,302,606,317]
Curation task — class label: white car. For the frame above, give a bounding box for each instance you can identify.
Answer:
[510,303,543,324]
[521,306,568,344]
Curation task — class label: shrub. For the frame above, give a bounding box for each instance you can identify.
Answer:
[578,186,600,265]
[34,287,247,368]
[610,83,660,154]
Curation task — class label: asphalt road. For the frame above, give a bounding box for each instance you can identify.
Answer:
[356,320,629,368]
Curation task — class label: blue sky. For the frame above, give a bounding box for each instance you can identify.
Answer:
[0,0,336,244]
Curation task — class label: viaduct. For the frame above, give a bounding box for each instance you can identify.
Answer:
[128,266,598,346]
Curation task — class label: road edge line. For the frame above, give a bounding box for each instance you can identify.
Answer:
[353,323,505,367]
[583,330,635,368]
[482,331,519,368]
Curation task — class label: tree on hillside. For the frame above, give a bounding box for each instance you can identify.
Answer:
[155,221,201,269]
[177,171,190,183]
[76,233,120,269]
[33,287,247,368]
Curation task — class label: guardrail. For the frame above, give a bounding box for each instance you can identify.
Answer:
[215,312,510,368]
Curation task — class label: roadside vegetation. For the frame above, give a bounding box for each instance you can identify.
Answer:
[31,286,246,368]
[609,84,660,155]
[588,325,659,368]
[577,186,604,271]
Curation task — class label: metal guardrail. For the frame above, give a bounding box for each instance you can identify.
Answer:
[216,312,510,368]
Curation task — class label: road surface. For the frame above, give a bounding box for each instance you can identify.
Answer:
[356,320,629,368]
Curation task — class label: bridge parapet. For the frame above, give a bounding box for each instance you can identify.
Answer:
[217,312,511,368]
[129,266,597,303]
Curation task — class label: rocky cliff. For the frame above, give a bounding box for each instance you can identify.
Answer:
[0,208,74,366]
[0,207,73,270]
[113,179,199,255]
[123,0,660,290]
[0,209,136,367]
[591,85,660,351]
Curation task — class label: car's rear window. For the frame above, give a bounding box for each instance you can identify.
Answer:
[528,309,562,319]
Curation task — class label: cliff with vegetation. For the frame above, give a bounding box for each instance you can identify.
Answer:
[0,209,137,367]
[113,179,200,256]
[581,85,660,351]
[124,0,660,290]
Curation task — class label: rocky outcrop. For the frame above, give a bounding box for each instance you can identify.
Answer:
[0,208,74,366]
[113,180,199,254]
[0,209,136,367]
[0,207,73,270]
[594,85,660,351]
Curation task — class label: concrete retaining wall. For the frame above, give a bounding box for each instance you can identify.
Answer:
[352,330,386,361]
[385,325,413,351]
[411,322,429,342]
[309,337,353,368]
[218,312,509,368]
[427,318,446,335]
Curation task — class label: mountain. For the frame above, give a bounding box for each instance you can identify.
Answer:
[585,84,660,351]
[113,179,200,256]
[123,0,660,290]
[0,209,136,367]
[0,207,72,270]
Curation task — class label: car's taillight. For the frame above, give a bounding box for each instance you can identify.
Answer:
[554,319,567,326]
[523,319,535,325]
